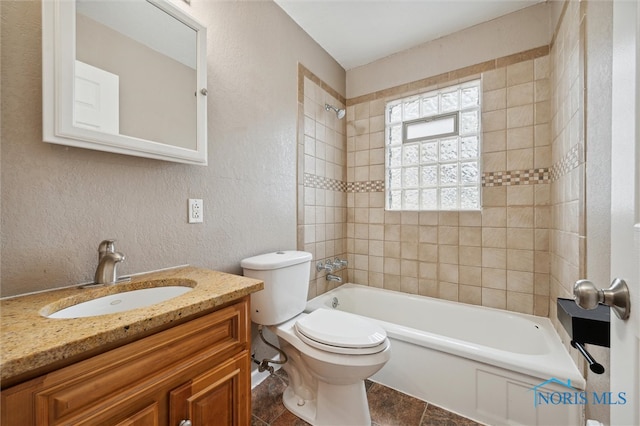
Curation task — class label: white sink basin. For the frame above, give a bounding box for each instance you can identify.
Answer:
[45,286,193,319]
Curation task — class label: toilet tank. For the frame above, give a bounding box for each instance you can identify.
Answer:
[241,251,312,325]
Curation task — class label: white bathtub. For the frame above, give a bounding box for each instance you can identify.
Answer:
[305,284,585,426]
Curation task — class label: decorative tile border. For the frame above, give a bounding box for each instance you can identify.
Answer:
[347,180,385,193]
[304,174,383,193]
[304,173,347,192]
[305,145,583,194]
[549,144,583,181]
[305,170,555,193]
[482,169,550,187]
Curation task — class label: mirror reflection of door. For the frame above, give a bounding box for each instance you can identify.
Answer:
[74,60,119,133]
[75,0,197,150]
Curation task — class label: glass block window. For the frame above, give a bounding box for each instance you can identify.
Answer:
[385,80,481,211]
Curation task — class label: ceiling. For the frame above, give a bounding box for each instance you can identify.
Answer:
[274,0,544,70]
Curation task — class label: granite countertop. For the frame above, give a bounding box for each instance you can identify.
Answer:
[1,266,263,387]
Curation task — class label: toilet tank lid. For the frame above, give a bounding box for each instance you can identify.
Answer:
[240,251,312,270]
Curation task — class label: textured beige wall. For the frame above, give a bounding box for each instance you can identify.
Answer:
[0,0,345,297]
[346,2,552,99]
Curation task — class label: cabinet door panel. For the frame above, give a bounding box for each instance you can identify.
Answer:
[113,402,160,426]
[170,351,250,426]
[54,399,161,426]
[190,371,235,426]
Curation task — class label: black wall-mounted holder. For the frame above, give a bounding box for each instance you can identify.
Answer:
[570,341,605,374]
[557,298,610,374]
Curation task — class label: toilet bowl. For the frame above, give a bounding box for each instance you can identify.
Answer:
[271,310,390,425]
[241,251,391,426]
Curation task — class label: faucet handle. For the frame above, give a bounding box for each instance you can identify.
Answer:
[98,239,116,260]
[333,257,348,268]
[94,251,126,285]
[315,261,335,273]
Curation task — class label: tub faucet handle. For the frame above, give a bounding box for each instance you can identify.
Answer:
[332,258,348,268]
[316,261,335,273]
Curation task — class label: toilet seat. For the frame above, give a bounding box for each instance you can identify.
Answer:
[294,309,388,355]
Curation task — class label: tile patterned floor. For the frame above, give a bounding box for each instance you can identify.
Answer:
[251,369,482,426]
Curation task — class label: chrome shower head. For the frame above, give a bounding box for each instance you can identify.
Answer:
[325,104,346,120]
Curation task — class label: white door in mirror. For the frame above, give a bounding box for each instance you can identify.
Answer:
[74,61,119,134]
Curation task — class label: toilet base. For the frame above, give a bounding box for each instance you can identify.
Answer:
[282,380,371,426]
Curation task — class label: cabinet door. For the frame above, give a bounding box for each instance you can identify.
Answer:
[170,351,250,426]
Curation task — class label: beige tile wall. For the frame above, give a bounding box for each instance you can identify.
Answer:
[297,66,348,298]
[343,50,552,316]
[297,1,597,415]
[548,1,586,362]
[297,4,586,325]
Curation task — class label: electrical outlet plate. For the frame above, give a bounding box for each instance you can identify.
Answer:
[188,199,203,223]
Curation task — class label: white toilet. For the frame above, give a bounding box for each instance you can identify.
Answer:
[241,251,390,426]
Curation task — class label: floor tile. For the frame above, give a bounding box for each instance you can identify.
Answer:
[251,415,269,426]
[367,382,427,426]
[270,409,312,426]
[251,372,289,423]
[420,404,482,426]
[252,370,480,426]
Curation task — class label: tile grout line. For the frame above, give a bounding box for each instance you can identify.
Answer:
[418,402,430,426]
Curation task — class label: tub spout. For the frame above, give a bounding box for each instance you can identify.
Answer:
[326,274,342,283]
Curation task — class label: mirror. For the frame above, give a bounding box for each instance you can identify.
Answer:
[42,0,208,165]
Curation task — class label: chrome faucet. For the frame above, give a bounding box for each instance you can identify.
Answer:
[94,239,126,285]
[316,261,335,273]
[326,274,342,283]
[332,258,348,269]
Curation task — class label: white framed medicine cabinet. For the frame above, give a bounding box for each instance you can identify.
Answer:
[42,0,208,165]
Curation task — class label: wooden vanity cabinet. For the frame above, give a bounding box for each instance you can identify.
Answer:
[1,297,251,426]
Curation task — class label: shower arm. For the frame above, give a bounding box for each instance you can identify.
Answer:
[324,104,345,119]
